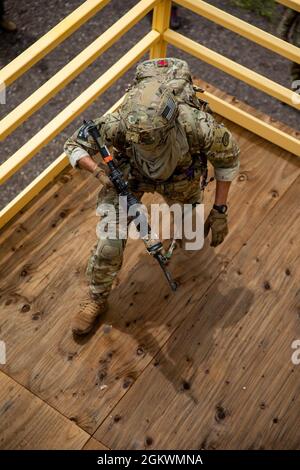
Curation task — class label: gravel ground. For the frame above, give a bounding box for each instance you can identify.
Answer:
[0,0,299,208]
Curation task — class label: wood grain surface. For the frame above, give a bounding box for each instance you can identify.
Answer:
[0,84,299,449]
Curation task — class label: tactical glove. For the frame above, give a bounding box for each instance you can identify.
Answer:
[93,166,113,188]
[204,208,228,247]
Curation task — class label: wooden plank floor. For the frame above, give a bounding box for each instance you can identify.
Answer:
[0,85,299,450]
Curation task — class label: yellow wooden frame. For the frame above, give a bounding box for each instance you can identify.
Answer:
[0,0,159,140]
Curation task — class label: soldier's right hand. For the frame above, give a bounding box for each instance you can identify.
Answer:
[99,174,114,188]
[93,166,113,188]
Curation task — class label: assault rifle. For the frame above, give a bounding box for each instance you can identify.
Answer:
[84,120,177,292]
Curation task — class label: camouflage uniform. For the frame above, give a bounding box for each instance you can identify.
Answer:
[64,59,240,302]
[277,7,300,82]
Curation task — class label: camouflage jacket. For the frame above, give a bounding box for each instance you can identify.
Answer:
[277,7,300,46]
[64,104,240,184]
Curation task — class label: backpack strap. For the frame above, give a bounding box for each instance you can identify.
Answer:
[177,104,214,190]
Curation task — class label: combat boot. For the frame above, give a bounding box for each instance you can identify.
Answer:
[72,295,107,336]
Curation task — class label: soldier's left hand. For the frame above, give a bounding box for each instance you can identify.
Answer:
[204,208,228,247]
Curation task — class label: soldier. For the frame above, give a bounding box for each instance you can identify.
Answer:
[64,58,240,336]
[0,1,17,32]
[277,7,300,84]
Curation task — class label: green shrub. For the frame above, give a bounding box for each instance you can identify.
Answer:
[231,0,276,19]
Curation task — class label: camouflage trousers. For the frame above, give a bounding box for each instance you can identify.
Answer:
[86,178,203,301]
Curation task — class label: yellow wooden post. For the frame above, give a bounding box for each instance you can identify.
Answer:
[0,0,111,87]
[277,0,300,13]
[150,0,172,58]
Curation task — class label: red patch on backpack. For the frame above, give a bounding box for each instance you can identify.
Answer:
[157,59,168,67]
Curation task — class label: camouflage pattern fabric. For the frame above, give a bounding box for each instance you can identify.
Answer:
[64,105,239,182]
[85,186,134,300]
[86,180,203,300]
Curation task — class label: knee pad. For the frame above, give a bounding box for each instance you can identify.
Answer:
[95,238,123,260]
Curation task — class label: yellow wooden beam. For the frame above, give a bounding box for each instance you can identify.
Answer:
[276,0,300,12]
[0,97,125,230]
[0,0,111,87]
[202,90,300,157]
[150,0,172,58]
[0,30,160,185]
[174,0,300,63]
[164,29,300,110]
[0,0,159,141]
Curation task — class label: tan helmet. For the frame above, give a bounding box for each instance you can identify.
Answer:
[119,80,178,146]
